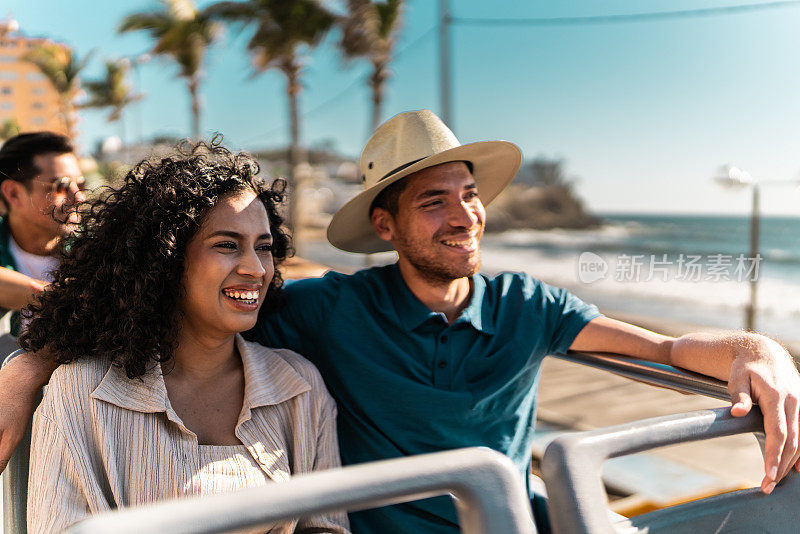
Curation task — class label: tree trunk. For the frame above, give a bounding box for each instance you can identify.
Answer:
[369,60,387,133]
[119,112,128,164]
[284,58,306,238]
[188,75,201,140]
[61,97,77,143]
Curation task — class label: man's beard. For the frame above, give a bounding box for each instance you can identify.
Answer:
[395,235,482,286]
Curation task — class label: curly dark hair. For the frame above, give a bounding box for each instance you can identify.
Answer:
[19,141,293,379]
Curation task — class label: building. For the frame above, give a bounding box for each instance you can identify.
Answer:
[0,17,74,137]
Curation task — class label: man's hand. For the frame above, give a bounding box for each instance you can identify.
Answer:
[0,352,55,473]
[0,267,47,311]
[572,317,800,494]
[724,335,800,494]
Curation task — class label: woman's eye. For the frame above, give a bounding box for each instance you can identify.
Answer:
[214,241,237,250]
[257,243,274,253]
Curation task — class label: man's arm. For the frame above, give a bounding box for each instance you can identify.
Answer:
[0,266,47,310]
[570,316,800,495]
[0,352,57,472]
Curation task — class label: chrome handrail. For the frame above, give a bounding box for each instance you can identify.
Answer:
[66,447,536,534]
[541,407,777,534]
[2,348,31,534]
[557,351,730,401]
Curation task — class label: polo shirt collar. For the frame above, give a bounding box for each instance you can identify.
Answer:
[388,262,495,334]
[90,334,311,414]
[457,273,495,334]
[0,218,17,271]
[388,263,438,332]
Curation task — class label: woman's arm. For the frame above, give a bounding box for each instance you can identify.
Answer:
[27,410,91,533]
[0,266,47,310]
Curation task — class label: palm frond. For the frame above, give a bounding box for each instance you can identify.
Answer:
[118,13,172,35]
[80,58,144,123]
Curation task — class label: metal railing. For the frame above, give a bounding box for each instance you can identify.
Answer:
[557,351,730,401]
[66,447,536,534]
[2,349,33,534]
[540,407,800,534]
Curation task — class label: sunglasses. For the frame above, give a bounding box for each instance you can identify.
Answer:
[34,176,87,195]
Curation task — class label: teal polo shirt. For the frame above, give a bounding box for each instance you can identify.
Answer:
[0,217,21,336]
[246,263,600,534]
[0,217,18,272]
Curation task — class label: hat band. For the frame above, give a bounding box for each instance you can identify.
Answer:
[378,157,425,182]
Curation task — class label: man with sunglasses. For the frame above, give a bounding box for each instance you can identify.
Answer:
[0,132,85,336]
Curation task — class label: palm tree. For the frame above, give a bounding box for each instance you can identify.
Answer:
[24,44,93,141]
[81,58,144,144]
[339,0,403,133]
[119,0,219,139]
[0,118,20,143]
[207,0,336,232]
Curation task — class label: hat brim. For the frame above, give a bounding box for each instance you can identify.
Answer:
[327,140,522,254]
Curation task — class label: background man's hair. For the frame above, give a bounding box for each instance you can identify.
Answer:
[0,132,74,186]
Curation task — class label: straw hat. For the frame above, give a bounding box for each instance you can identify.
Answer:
[327,109,522,253]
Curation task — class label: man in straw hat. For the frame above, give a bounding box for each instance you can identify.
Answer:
[2,110,800,534]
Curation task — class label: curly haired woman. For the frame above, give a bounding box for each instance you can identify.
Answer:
[22,142,349,534]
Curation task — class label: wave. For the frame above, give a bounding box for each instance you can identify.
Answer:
[488,227,800,268]
[479,242,800,343]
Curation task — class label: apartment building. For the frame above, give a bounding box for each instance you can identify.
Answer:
[0,17,73,137]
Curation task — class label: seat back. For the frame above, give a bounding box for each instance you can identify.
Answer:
[541,406,794,533]
[2,348,40,534]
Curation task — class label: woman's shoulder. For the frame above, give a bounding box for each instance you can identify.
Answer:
[44,357,114,411]
[50,356,112,387]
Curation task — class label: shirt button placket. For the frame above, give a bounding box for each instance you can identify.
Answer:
[434,332,450,387]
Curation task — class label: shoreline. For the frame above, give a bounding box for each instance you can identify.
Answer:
[284,243,800,359]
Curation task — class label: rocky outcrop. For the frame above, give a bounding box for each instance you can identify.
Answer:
[486,183,602,232]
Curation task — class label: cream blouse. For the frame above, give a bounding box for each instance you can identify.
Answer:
[27,335,349,533]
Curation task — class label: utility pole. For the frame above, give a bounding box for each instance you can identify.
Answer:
[746,184,760,331]
[439,0,453,129]
[713,166,800,332]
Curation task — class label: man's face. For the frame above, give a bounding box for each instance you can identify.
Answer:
[374,161,486,284]
[12,152,85,237]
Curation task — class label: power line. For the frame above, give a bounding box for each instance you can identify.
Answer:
[452,1,800,26]
[244,25,437,146]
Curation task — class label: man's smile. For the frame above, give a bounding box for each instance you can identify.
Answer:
[440,236,479,252]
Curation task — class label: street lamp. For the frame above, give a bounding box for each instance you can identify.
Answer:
[713,166,800,331]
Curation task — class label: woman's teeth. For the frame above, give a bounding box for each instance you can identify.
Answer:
[223,289,259,302]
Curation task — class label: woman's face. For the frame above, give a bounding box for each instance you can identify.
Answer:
[179,190,275,339]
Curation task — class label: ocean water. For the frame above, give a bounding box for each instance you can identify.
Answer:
[298,213,800,344]
[480,214,800,344]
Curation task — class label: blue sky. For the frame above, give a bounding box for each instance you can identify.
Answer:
[7,0,800,215]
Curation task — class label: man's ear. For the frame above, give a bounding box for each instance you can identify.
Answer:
[371,207,395,243]
[0,180,23,211]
